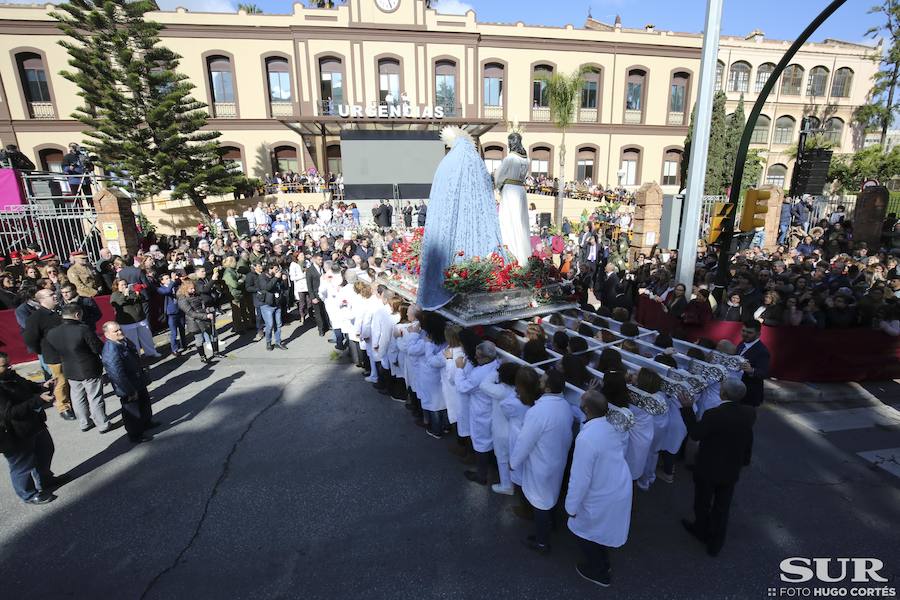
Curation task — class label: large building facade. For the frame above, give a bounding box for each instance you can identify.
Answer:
[0,0,880,195]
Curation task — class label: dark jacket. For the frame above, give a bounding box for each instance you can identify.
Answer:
[256,273,286,307]
[177,295,211,334]
[306,264,323,300]
[373,204,393,228]
[736,340,770,407]
[110,290,146,324]
[402,205,413,227]
[23,306,62,355]
[194,277,217,306]
[0,287,17,310]
[0,371,48,451]
[43,320,104,381]
[681,401,756,485]
[354,245,374,262]
[101,338,146,398]
[417,204,427,227]
[155,282,181,316]
[15,300,37,332]
[64,296,102,331]
[715,303,745,322]
[245,270,264,308]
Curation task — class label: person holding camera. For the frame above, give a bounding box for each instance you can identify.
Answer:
[109,278,161,358]
[176,278,219,363]
[62,142,93,197]
[258,263,288,351]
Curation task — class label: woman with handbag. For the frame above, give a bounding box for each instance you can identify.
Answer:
[176,279,217,363]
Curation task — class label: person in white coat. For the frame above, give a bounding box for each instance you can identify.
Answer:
[288,251,309,324]
[358,284,384,383]
[453,328,483,464]
[608,370,655,481]
[395,306,422,416]
[346,280,369,370]
[370,291,398,395]
[440,324,464,432]
[386,302,409,402]
[479,361,520,495]
[406,311,447,438]
[455,342,500,485]
[565,390,633,588]
[510,368,574,554]
[318,263,346,349]
[508,367,539,492]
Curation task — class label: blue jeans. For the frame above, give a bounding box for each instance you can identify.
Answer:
[4,428,54,502]
[167,313,186,352]
[255,306,264,333]
[333,328,345,348]
[260,305,282,344]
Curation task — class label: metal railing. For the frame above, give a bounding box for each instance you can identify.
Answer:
[531,106,551,122]
[667,112,685,126]
[0,203,103,262]
[624,109,643,124]
[213,102,237,118]
[699,195,727,239]
[482,105,503,119]
[270,101,294,117]
[578,108,598,123]
[28,101,55,119]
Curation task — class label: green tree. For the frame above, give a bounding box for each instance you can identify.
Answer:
[238,3,263,13]
[855,0,899,146]
[704,91,729,195]
[828,145,900,191]
[723,94,746,190]
[741,149,765,191]
[52,0,238,216]
[536,66,590,225]
[680,105,696,188]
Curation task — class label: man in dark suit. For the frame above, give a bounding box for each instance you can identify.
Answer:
[416,202,427,227]
[244,261,266,341]
[101,321,156,443]
[373,200,393,228]
[402,202,413,227]
[306,254,329,336]
[736,319,770,407]
[678,379,756,556]
[594,263,620,309]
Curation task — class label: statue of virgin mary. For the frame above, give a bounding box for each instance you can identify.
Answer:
[416,127,505,310]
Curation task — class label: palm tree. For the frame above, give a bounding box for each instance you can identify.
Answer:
[536,66,590,226]
[238,3,263,13]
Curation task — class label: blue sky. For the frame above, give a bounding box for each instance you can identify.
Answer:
[149,0,885,46]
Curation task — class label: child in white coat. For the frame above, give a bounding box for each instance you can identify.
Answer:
[479,361,520,496]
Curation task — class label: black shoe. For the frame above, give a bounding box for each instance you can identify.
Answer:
[59,410,76,421]
[464,470,488,485]
[80,422,95,433]
[266,344,274,351]
[576,564,610,587]
[99,421,121,434]
[130,435,152,443]
[25,493,57,505]
[512,505,534,521]
[199,354,209,364]
[43,473,71,491]
[275,343,288,350]
[681,519,708,543]
[706,544,721,557]
[145,421,162,430]
[213,352,228,358]
[522,537,551,555]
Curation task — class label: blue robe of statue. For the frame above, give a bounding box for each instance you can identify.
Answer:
[417,135,505,310]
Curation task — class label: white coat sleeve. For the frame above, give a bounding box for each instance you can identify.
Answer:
[396,330,417,353]
[510,409,541,472]
[426,346,446,369]
[479,377,507,400]
[407,334,426,357]
[564,433,593,517]
[454,364,480,394]
[500,395,524,420]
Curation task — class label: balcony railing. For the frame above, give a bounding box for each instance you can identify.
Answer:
[531,106,551,122]
[578,108,598,123]
[624,109,643,124]
[667,112,685,126]
[213,102,237,118]
[28,102,55,120]
[270,101,294,118]
[482,105,503,119]
[438,104,462,117]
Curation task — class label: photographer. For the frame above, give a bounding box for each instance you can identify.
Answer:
[62,143,93,197]
[257,263,288,351]
[176,278,218,363]
[109,278,160,358]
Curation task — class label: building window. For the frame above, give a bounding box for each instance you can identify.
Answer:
[728,62,751,93]
[576,148,596,182]
[531,146,551,177]
[755,63,775,93]
[273,145,297,173]
[831,67,853,97]
[435,60,456,114]
[532,65,553,107]
[581,68,600,109]
[16,53,51,103]
[781,65,804,96]
[806,66,829,97]
[483,62,504,108]
[266,57,291,103]
[714,61,724,91]
[823,117,843,146]
[221,146,243,174]
[662,149,682,186]
[38,148,64,172]
[773,116,795,145]
[207,55,235,104]
[669,71,689,114]
[806,116,821,132]
[319,57,344,111]
[326,144,342,174]
[483,145,504,176]
[766,163,788,187]
[378,58,401,104]
[620,148,641,186]
[625,69,646,112]
[751,115,771,144]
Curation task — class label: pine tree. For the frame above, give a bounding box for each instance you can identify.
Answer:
[681,105,696,189]
[52,0,237,216]
[704,91,728,195]
[722,94,746,193]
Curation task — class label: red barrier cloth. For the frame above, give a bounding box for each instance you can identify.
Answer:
[634,296,900,382]
[0,296,117,365]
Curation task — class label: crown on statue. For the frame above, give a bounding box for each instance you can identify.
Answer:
[506,120,525,136]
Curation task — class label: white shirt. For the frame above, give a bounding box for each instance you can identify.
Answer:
[455,360,500,453]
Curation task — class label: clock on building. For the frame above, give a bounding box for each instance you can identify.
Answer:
[375,0,399,11]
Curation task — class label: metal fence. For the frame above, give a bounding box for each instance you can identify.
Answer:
[699,195,727,239]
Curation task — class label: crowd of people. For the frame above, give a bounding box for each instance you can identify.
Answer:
[524,175,638,205]
[261,171,343,196]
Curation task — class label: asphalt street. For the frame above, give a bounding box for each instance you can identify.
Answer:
[1,321,899,600]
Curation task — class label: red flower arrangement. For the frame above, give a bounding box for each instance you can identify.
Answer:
[391,227,425,274]
[443,252,564,295]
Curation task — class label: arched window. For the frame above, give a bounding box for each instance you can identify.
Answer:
[755,63,775,93]
[751,115,771,144]
[483,62,504,110]
[378,58,401,104]
[806,116,821,131]
[326,144,342,174]
[532,64,553,108]
[625,68,647,123]
[15,52,53,119]
[221,146,243,174]
[728,61,751,93]
[38,148,64,172]
[714,61,724,91]
[823,117,844,146]
[581,67,601,110]
[806,66,829,97]
[266,57,292,104]
[781,65,804,96]
[435,60,457,115]
[530,145,551,177]
[662,149,683,186]
[620,147,641,186]
[273,145,297,173]
[773,116,795,145]
[319,56,344,112]
[576,147,596,181]
[831,67,853,97]
[207,55,236,117]
[483,145,504,175]
[766,163,788,187]
[668,71,690,124]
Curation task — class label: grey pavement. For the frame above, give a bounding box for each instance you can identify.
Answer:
[2,321,899,600]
